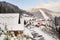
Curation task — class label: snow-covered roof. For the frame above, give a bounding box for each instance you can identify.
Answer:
[7,17,25,31]
[0,13,19,25]
[7,24,24,31]
[0,13,25,31]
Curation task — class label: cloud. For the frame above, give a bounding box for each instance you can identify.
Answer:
[38,2,60,12]
[40,2,60,8]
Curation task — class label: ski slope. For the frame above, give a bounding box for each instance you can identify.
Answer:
[33,27,58,40]
[40,9,49,20]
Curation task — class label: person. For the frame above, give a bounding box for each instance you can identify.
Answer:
[0,27,3,36]
[24,20,27,25]
[59,27,60,34]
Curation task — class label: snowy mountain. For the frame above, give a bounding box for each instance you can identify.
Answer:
[0,1,60,40]
[26,8,54,19]
[0,1,25,13]
[26,8,60,26]
[26,8,60,17]
[26,8,60,34]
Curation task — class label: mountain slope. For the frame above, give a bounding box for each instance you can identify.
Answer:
[26,8,60,17]
[0,1,25,14]
[26,8,54,19]
[26,8,60,34]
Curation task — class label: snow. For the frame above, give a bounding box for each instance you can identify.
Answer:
[0,14,19,25]
[0,13,19,30]
[22,15,58,40]
[7,24,24,31]
[0,13,59,40]
[23,17,33,21]
[33,27,57,40]
[40,9,49,20]
[23,26,58,40]
[23,28,33,38]
[0,34,5,40]
[7,18,24,31]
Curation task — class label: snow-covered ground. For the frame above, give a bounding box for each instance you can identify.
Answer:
[33,27,58,40]
[0,13,59,40]
[0,26,59,40]
[24,24,58,40]
[22,12,59,40]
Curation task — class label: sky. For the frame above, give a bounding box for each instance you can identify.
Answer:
[0,0,60,12]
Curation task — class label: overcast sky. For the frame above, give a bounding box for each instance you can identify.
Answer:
[0,0,60,12]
